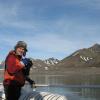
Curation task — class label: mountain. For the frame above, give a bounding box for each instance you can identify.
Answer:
[44,57,59,66]
[30,58,59,73]
[56,43,100,69]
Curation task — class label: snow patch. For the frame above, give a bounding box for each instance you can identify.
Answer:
[80,55,93,62]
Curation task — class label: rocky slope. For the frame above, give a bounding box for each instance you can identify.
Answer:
[56,43,100,69]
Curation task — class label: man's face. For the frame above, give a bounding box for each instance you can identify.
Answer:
[16,47,25,56]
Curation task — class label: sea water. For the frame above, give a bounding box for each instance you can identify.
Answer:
[31,74,100,100]
[1,74,100,100]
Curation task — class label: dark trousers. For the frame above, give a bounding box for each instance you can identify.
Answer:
[4,84,21,100]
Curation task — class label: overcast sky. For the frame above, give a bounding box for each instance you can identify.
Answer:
[0,0,100,61]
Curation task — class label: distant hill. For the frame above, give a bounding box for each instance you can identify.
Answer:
[44,57,59,66]
[56,43,100,69]
[30,57,59,73]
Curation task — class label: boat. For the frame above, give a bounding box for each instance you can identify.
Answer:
[0,83,67,100]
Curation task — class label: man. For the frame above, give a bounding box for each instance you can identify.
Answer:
[3,41,34,100]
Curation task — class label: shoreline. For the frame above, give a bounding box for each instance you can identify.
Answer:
[1,67,100,75]
[30,67,100,75]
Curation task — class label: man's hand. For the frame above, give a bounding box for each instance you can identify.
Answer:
[29,80,36,88]
[32,83,36,88]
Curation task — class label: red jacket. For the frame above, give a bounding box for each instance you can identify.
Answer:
[4,50,25,86]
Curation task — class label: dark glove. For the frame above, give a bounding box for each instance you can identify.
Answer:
[26,76,36,88]
[22,58,33,68]
[29,80,35,85]
[31,81,36,88]
[28,79,36,88]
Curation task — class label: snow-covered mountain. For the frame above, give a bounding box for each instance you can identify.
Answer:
[44,57,59,66]
[29,58,59,73]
